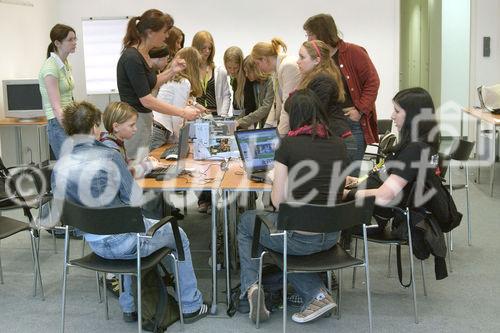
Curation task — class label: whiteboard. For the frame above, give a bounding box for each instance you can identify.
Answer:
[81,17,128,95]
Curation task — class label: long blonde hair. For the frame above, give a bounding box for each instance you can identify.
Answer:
[224,46,246,108]
[298,40,345,103]
[251,37,287,60]
[171,47,203,97]
[243,55,269,82]
[191,31,215,69]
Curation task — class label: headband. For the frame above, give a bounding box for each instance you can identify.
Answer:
[311,40,321,60]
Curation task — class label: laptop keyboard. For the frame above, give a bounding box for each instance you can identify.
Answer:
[160,145,178,159]
[145,165,173,178]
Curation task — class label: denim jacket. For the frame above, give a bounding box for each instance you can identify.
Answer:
[52,135,143,241]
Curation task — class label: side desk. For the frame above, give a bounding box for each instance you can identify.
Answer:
[0,117,48,165]
[463,108,500,196]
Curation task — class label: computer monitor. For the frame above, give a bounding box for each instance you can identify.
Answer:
[2,79,45,120]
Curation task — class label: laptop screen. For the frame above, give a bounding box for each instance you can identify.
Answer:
[234,128,280,171]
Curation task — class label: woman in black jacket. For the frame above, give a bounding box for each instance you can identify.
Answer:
[296,40,358,170]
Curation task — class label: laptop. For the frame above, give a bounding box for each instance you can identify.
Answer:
[160,123,190,160]
[234,128,280,183]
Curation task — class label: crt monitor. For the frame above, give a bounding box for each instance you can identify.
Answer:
[2,79,44,120]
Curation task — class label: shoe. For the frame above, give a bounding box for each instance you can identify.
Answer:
[248,283,270,323]
[105,277,120,298]
[287,293,304,308]
[123,311,138,322]
[183,303,209,324]
[291,291,336,323]
[198,202,209,213]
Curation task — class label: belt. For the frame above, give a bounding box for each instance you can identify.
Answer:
[153,122,167,131]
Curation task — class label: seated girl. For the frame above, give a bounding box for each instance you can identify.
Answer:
[237,89,350,324]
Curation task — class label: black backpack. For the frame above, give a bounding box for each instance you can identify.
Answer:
[423,173,463,233]
[133,265,180,332]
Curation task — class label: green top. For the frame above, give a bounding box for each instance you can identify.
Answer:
[38,53,74,120]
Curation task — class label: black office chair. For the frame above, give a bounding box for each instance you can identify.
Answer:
[351,207,427,324]
[0,157,44,299]
[377,119,393,137]
[58,200,185,333]
[251,198,376,333]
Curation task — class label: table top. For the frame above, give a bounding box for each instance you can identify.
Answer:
[0,117,48,126]
[138,144,226,191]
[220,160,272,191]
[463,108,500,125]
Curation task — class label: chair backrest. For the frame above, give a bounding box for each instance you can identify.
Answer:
[449,139,475,161]
[277,197,375,233]
[60,200,145,235]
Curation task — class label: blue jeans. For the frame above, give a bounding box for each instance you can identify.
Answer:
[348,120,367,177]
[237,210,339,306]
[86,218,203,314]
[47,118,67,159]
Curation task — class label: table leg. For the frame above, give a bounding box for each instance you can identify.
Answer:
[37,126,43,163]
[15,127,22,165]
[490,126,496,196]
[210,189,218,315]
[476,118,481,183]
[223,190,231,306]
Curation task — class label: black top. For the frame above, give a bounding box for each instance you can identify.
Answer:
[385,142,435,206]
[231,78,257,114]
[307,74,351,137]
[198,69,217,110]
[274,135,349,205]
[332,52,354,108]
[117,48,157,113]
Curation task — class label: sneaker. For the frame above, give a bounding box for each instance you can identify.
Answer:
[291,292,336,323]
[248,283,270,323]
[183,303,209,323]
[123,311,138,322]
[287,293,304,308]
[105,277,120,298]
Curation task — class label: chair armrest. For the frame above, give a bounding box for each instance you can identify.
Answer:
[146,215,185,261]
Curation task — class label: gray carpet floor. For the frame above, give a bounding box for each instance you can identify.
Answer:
[1,164,500,333]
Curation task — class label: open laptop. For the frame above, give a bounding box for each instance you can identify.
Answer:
[234,128,280,183]
[160,123,190,160]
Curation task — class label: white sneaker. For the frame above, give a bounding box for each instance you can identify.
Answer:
[291,292,336,323]
[247,283,270,323]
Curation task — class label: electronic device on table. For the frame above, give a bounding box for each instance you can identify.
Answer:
[234,128,280,183]
[160,123,190,160]
[2,79,44,121]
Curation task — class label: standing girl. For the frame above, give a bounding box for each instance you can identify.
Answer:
[251,38,301,135]
[117,9,200,160]
[38,24,77,158]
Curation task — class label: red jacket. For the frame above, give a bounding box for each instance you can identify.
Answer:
[337,40,380,144]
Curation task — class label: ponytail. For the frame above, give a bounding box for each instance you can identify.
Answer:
[123,16,142,49]
[122,9,173,51]
[251,37,287,60]
[271,38,287,54]
[46,42,55,58]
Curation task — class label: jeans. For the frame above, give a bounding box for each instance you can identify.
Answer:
[86,217,203,314]
[150,125,171,151]
[47,118,67,159]
[348,120,367,177]
[237,210,339,307]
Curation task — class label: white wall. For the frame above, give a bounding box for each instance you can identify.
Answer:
[440,0,470,137]
[470,0,500,106]
[56,0,400,119]
[0,0,57,118]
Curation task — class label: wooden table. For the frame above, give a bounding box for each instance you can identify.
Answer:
[463,108,500,196]
[0,117,48,164]
[139,147,227,314]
